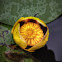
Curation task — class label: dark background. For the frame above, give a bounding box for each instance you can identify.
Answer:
[46,15,62,61]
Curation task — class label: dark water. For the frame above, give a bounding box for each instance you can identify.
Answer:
[31,45,61,62]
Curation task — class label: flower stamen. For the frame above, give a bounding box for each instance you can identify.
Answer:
[20,22,44,46]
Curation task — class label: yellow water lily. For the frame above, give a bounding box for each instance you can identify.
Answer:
[11,17,49,52]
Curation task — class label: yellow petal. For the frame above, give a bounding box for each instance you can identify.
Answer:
[13,23,27,49]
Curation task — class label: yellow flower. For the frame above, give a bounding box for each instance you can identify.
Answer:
[11,17,49,52]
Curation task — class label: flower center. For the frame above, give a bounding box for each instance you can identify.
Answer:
[26,29,34,38]
[20,22,44,46]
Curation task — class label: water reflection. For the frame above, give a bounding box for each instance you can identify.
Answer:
[31,45,61,62]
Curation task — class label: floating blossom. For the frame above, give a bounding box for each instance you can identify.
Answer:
[11,17,49,52]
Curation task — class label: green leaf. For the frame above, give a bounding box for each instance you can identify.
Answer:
[0,23,15,45]
[24,58,34,62]
[0,24,15,62]
[0,46,12,62]
[0,46,6,62]
[0,0,62,25]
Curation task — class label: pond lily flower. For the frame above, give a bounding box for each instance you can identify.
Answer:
[11,17,49,52]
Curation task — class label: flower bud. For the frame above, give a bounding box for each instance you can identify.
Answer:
[11,17,49,52]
